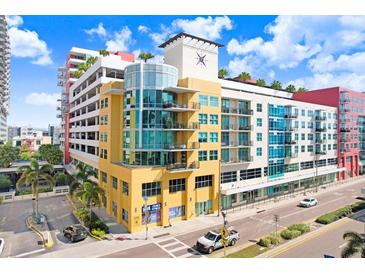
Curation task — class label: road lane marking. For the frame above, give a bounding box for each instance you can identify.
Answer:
[14,248,46,258]
[154,237,205,258]
[338,242,347,249]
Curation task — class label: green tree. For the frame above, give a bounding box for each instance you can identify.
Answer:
[99,49,110,57]
[297,87,307,92]
[0,144,20,168]
[16,159,55,219]
[0,174,11,191]
[85,56,98,67]
[76,181,104,229]
[38,144,63,165]
[20,151,32,161]
[341,231,365,258]
[138,52,155,62]
[72,70,83,79]
[218,68,228,79]
[55,172,70,186]
[238,72,251,81]
[70,162,97,194]
[32,151,42,160]
[256,78,266,87]
[286,84,296,92]
[271,80,283,90]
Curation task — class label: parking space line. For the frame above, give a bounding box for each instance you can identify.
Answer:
[14,248,46,258]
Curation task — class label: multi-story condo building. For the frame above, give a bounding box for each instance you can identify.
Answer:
[62,32,345,232]
[0,16,10,144]
[294,87,365,179]
[7,126,21,142]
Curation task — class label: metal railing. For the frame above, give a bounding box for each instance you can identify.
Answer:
[166,161,200,171]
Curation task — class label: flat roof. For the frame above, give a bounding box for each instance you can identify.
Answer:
[159,32,224,49]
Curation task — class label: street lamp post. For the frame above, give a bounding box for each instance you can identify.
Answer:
[217,160,221,217]
[143,196,149,240]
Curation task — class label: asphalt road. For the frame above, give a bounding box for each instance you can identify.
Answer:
[274,215,365,258]
[107,181,365,258]
[0,195,95,257]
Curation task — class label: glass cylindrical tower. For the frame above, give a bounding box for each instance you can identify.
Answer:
[122,62,179,166]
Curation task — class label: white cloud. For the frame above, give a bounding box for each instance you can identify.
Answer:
[6,15,23,27]
[105,26,133,52]
[138,25,150,33]
[7,16,52,65]
[171,16,233,40]
[85,23,107,38]
[25,92,60,107]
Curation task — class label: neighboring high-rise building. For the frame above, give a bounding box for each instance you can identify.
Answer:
[48,124,61,145]
[7,126,20,142]
[294,87,365,179]
[63,33,344,233]
[0,16,11,144]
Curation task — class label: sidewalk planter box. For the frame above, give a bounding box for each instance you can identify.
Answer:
[316,205,353,224]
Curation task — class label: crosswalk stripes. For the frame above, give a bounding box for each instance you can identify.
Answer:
[153,237,206,258]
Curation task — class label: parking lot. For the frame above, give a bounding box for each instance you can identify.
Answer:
[0,195,95,257]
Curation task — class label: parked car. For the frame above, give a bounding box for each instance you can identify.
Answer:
[196,228,240,254]
[299,197,318,208]
[63,224,88,242]
[0,238,4,256]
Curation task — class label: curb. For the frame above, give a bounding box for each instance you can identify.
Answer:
[26,216,54,248]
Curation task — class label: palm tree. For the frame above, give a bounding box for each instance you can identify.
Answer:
[99,49,109,57]
[271,80,283,90]
[238,72,251,81]
[16,159,55,220]
[286,84,296,92]
[256,78,266,87]
[341,231,365,258]
[86,56,98,67]
[218,68,228,79]
[70,162,97,194]
[76,181,104,229]
[138,52,155,63]
[297,87,307,92]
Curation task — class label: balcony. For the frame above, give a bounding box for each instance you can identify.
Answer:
[340,128,351,132]
[222,107,253,116]
[166,161,200,173]
[163,142,199,150]
[162,122,199,131]
[284,140,297,145]
[162,102,200,112]
[315,139,327,144]
[285,126,298,132]
[221,156,254,165]
[315,116,326,121]
[285,152,298,159]
[315,151,326,155]
[222,140,253,147]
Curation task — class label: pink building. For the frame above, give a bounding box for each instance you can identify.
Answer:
[293,87,365,180]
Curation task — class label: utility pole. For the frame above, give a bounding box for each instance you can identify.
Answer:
[143,196,149,240]
[217,160,221,217]
[274,214,280,236]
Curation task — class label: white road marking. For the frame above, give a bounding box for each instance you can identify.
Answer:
[169,245,188,253]
[154,237,205,258]
[338,242,347,249]
[14,248,45,258]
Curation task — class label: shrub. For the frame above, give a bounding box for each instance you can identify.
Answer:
[73,208,109,233]
[0,196,3,205]
[316,206,352,225]
[280,229,301,240]
[258,237,271,247]
[91,228,105,238]
[351,202,365,212]
[267,233,281,245]
[287,224,310,235]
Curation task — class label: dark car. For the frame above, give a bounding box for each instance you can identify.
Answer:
[63,224,88,242]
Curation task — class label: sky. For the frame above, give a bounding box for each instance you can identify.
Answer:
[6,15,365,128]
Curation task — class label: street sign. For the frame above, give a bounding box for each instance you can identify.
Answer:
[220,227,229,239]
[274,214,280,223]
[220,238,229,247]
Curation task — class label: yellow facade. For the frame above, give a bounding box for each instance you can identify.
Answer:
[98,78,222,233]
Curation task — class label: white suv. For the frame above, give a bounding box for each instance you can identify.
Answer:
[300,197,318,208]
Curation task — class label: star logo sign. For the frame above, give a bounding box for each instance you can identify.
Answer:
[196,51,207,67]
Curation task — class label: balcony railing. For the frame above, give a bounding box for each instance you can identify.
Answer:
[162,122,199,130]
[284,140,297,145]
[162,102,200,111]
[222,156,254,164]
[284,113,298,119]
[315,127,327,132]
[285,152,298,158]
[315,139,327,144]
[285,126,298,132]
[166,161,200,172]
[163,142,199,150]
[222,107,253,115]
[340,128,351,132]
[315,151,326,155]
[222,141,253,147]
[222,124,253,131]
[315,116,326,121]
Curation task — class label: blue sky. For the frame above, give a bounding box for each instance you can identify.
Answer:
[6,15,365,128]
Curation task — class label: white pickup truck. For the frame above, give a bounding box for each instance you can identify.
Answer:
[196,228,240,254]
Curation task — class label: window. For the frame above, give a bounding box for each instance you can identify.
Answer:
[195,175,213,188]
[308,133,313,141]
[210,96,219,107]
[257,103,262,112]
[112,176,118,189]
[198,132,208,143]
[328,144,331,150]
[301,161,314,170]
[122,181,129,196]
[142,182,161,197]
[240,168,262,180]
[301,133,305,140]
[307,145,314,152]
[100,132,108,142]
[199,151,208,161]
[169,178,186,193]
[221,171,237,184]
[295,133,299,141]
[257,118,262,127]
[256,147,262,156]
[257,133,262,141]
[301,145,305,152]
[198,113,208,124]
[101,171,107,183]
[210,114,218,125]
[122,209,128,223]
[210,132,218,143]
[210,150,218,160]
[100,115,108,125]
[333,144,337,149]
[301,121,305,128]
[199,95,208,106]
[301,109,305,116]
[100,149,108,159]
